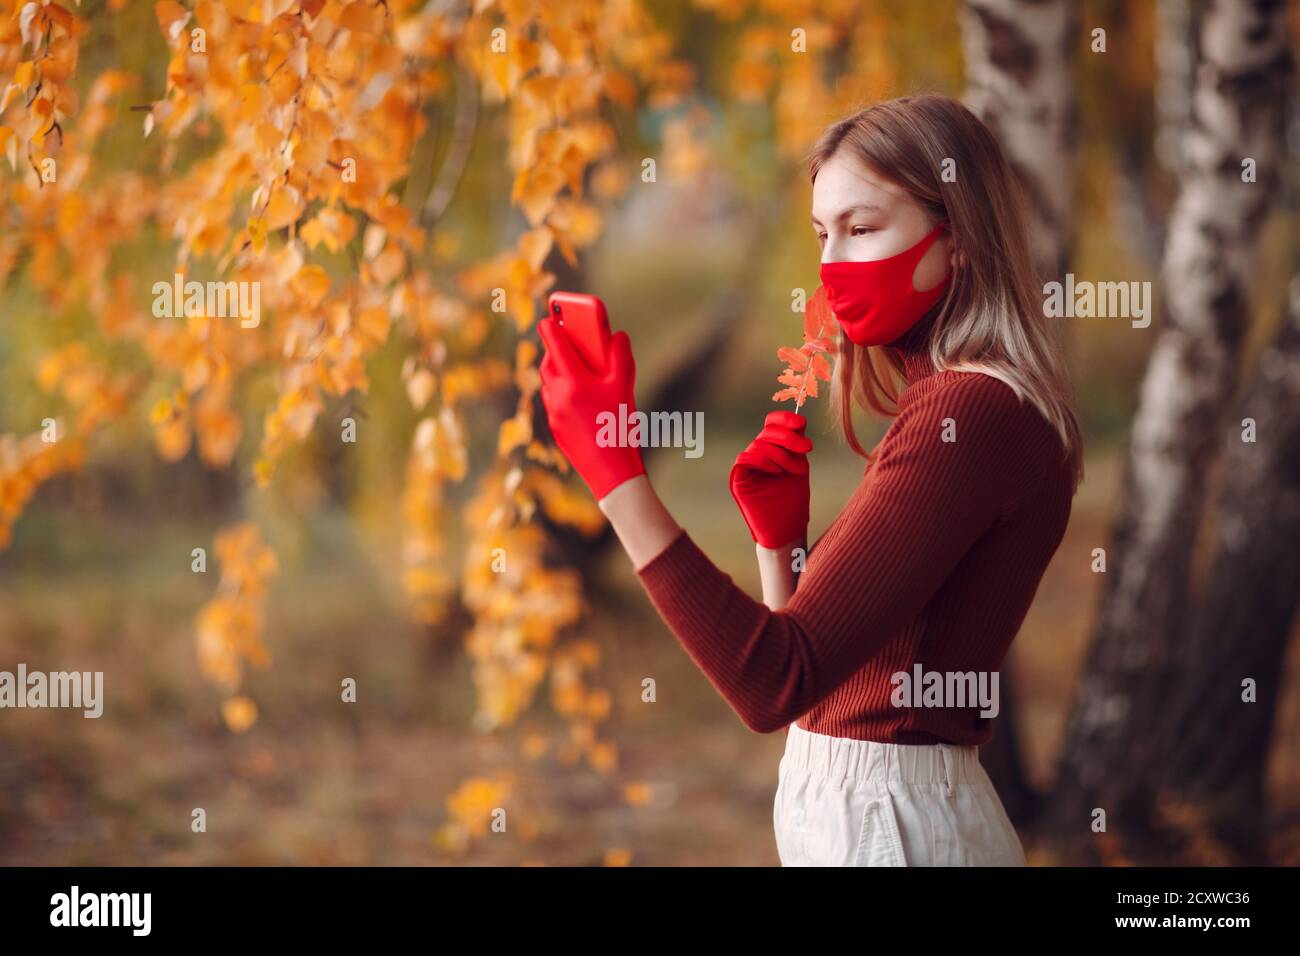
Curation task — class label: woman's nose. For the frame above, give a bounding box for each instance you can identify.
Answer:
[821,236,846,265]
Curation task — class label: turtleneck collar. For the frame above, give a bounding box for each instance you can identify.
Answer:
[884,304,941,388]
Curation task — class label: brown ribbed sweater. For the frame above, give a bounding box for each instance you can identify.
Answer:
[635,346,1074,744]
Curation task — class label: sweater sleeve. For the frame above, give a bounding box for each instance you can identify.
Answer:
[634,374,1056,733]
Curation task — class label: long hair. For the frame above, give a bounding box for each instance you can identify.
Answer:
[809,95,1084,490]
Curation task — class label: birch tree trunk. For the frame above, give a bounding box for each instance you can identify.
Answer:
[961,0,1077,281]
[1150,271,1300,863]
[961,0,1077,824]
[1044,0,1291,857]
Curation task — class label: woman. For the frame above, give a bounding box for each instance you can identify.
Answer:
[537,95,1083,866]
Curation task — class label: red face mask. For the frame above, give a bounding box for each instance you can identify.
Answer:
[819,223,951,347]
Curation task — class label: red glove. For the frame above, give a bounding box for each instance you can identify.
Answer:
[537,316,647,500]
[729,411,812,549]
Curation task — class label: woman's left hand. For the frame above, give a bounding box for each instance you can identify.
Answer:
[537,317,647,501]
[729,410,812,550]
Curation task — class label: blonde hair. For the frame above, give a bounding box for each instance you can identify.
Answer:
[809,95,1084,490]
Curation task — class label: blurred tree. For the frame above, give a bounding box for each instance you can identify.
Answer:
[1045,0,1293,861]
[960,0,1078,827]
[961,0,1078,280]
[1152,267,1300,863]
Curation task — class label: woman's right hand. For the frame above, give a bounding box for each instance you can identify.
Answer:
[729,411,812,550]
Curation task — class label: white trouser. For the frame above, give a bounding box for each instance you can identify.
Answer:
[773,720,1027,866]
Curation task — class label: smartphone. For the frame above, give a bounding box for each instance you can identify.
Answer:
[547,292,611,375]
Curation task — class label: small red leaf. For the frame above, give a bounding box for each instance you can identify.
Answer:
[777,346,809,371]
[805,285,834,340]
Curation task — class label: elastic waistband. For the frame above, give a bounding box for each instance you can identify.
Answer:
[784,720,983,791]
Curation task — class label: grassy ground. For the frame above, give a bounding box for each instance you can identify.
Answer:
[1,439,1297,866]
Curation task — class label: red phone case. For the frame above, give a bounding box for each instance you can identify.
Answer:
[547,292,611,374]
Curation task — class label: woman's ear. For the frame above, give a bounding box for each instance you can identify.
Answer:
[936,226,962,270]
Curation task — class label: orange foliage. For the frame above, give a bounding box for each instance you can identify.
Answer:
[772,284,835,411]
[0,0,884,861]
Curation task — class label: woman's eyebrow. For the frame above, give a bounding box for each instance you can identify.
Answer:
[811,203,883,226]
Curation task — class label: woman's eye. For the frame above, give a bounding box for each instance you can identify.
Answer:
[816,233,827,243]
[851,226,875,237]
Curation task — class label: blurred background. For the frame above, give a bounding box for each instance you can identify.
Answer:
[1,0,1298,865]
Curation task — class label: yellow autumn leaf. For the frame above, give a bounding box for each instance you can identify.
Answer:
[623,782,654,807]
[247,216,267,252]
[292,264,330,305]
[12,62,36,92]
[263,188,303,232]
[148,398,174,424]
[603,847,632,867]
[513,166,565,226]
[221,696,258,733]
[154,1,189,37]
[497,412,531,456]
[405,367,436,410]
[356,306,390,347]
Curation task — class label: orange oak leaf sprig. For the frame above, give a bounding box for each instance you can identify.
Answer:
[773,285,835,413]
